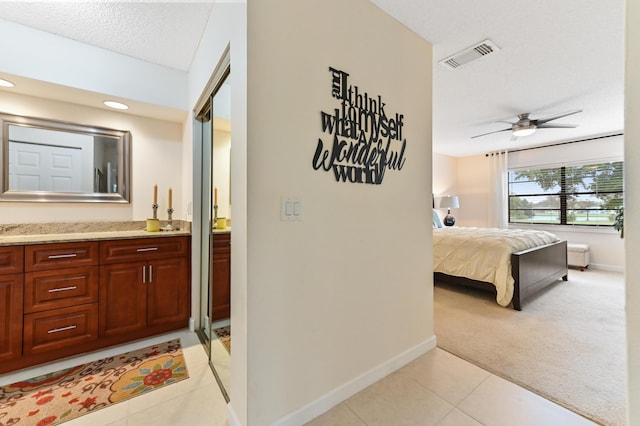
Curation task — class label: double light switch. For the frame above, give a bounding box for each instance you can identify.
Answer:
[281,197,303,221]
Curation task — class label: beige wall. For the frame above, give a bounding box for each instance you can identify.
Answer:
[247,0,433,423]
[433,152,458,196]
[625,1,639,423]
[0,91,183,223]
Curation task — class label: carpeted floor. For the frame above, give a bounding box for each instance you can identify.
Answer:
[0,339,189,425]
[435,268,627,426]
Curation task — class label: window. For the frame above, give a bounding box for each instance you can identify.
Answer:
[508,161,623,226]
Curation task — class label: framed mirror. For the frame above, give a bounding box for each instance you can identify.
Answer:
[0,112,131,203]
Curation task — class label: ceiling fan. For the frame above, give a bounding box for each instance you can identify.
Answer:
[471,109,582,139]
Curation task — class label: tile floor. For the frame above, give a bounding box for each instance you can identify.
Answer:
[306,347,596,426]
[1,329,597,425]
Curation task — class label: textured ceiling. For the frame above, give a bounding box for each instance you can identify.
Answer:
[0,1,626,156]
[0,2,213,71]
[371,0,625,156]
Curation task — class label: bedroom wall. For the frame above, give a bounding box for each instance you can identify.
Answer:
[247,0,433,423]
[625,1,640,423]
[433,152,458,195]
[433,153,490,227]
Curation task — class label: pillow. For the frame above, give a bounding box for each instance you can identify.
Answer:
[432,209,443,229]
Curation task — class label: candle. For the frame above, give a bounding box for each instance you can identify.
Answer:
[168,188,172,209]
[153,184,158,204]
[214,187,218,205]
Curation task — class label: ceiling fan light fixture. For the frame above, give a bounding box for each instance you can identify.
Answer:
[512,125,536,137]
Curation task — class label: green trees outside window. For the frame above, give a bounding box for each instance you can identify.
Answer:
[508,161,623,227]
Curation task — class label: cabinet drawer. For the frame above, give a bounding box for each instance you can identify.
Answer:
[212,232,230,248]
[100,236,189,264]
[25,242,99,272]
[0,246,24,275]
[23,304,98,356]
[24,266,99,313]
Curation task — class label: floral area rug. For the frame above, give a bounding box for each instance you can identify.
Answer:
[214,326,231,354]
[0,339,188,425]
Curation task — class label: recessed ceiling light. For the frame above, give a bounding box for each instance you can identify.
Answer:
[0,78,15,87]
[103,100,129,110]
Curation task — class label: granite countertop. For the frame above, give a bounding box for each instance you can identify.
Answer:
[0,221,192,246]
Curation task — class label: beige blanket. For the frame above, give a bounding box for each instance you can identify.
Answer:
[433,227,560,306]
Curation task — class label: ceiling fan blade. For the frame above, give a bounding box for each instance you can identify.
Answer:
[534,109,582,125]
[536,123,578,129]
[471,128,513,139]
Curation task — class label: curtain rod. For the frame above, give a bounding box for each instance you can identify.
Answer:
[485,132,623,157]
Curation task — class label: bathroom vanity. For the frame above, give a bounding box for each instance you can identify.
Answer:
[0,230,191,374]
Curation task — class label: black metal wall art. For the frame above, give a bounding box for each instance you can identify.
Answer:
[312,67,407,184]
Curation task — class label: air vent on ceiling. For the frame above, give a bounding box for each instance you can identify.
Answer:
[439,39,500,70]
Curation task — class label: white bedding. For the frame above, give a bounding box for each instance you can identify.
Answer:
[433,227,560,306]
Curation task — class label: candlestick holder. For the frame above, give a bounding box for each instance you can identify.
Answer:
[162,208,175,231]
[146,203,161,232]
[213,204,219,228]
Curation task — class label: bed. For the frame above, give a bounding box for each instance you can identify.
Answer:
[432,211,568,310]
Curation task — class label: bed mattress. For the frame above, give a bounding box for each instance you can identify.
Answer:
[433,227,560,306]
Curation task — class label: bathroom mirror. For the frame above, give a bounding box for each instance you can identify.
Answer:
[0,112,131,203]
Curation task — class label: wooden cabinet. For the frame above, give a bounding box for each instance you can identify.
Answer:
[211,232,231,321]
[99,237,190,338]
[23,242,99,356]
[0,246,24,362]
[0,235,191,374]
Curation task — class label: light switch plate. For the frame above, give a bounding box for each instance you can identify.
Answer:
[281,196,302,221]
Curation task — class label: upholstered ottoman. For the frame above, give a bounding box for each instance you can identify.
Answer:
[567,243,590,271]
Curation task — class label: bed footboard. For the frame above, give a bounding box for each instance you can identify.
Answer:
[511,240,568,310]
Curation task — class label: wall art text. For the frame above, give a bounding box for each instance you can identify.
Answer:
[312,67,407,185]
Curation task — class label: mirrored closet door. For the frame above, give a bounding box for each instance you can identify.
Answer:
[195,52,231,401]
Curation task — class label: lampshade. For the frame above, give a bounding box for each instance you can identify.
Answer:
[438,195,459,209]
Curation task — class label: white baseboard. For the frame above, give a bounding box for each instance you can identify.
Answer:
[587,263,624,273]
[271,335,437,426]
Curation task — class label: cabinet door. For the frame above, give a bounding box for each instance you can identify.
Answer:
[99,262,147,337]
[147,258,190,328]
[211,235,231,321]
[0,274,23,361]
